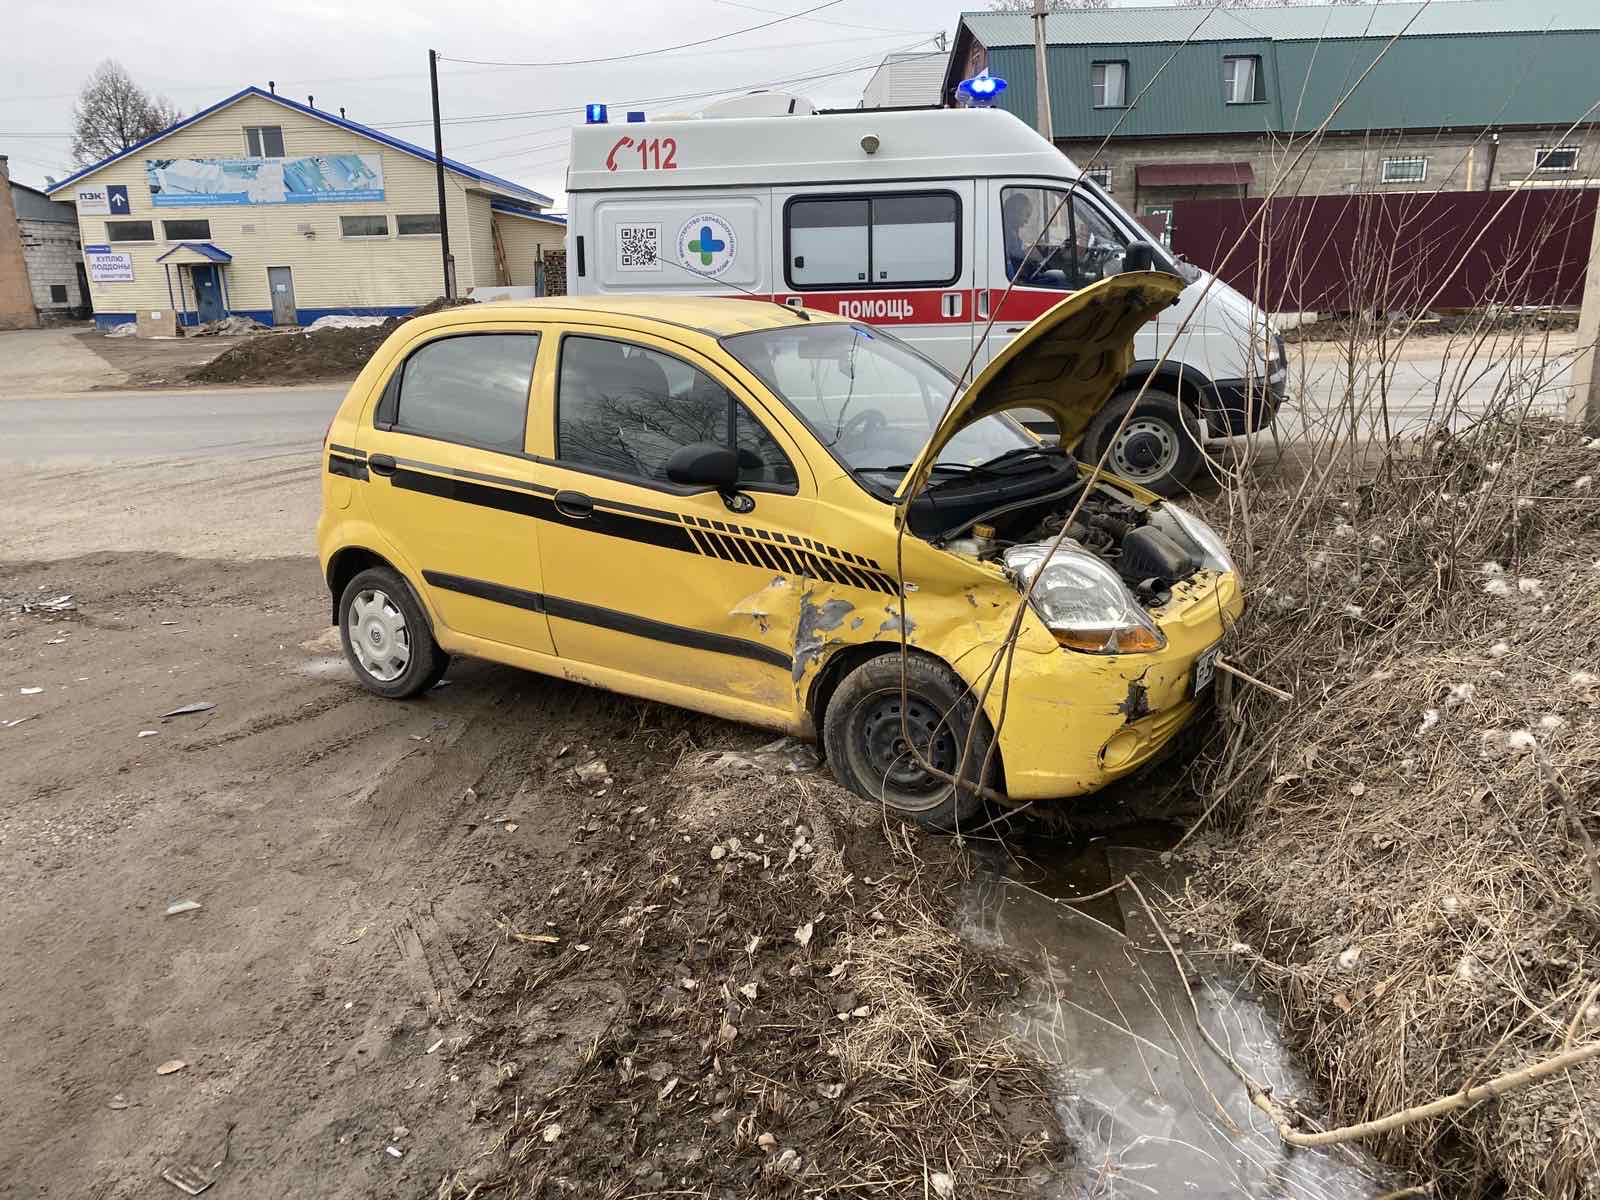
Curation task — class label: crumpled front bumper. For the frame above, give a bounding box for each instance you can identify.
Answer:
[982,571,1243,801]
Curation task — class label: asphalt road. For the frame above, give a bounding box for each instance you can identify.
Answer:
[0,385,346,463]
[0,341,1577,464]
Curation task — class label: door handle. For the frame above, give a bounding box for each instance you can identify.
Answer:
[976,289,991,320]
[368,453,396,476]
[1003,325,1026,333]
[554,490,594,519]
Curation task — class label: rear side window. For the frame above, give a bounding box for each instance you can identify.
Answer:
[387,333,538,452]
[557,335,796,489]
[785,192,959,289]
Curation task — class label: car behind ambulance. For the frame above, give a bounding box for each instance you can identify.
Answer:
[565,93,1288,495]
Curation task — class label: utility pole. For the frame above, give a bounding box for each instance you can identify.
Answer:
[1570,190,1600,429]
[429,49,455,299]
[1032,0,1055,143]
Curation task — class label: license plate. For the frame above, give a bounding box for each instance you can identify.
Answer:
[1192,644,1221,696]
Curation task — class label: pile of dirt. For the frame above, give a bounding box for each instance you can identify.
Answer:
[186,297,474,384]
[1175,420,1600,1197]
[435,747,1063,1198]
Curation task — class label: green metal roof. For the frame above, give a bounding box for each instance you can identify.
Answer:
[961,0,1600,48]
[957,1,1600,137]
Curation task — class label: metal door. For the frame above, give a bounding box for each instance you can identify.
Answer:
[192,265,224,322]
[268,266,297,326]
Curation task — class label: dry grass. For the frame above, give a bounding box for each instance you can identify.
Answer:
[1175,416,1600,1197]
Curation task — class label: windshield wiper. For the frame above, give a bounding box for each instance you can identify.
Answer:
[973,444,1072,471]
[861,462,978,476]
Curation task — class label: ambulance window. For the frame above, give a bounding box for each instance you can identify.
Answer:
[557,336,796,490]
[389,333,538,453]
[871,195,958,284]
[788,199,869,287]
[785,192,959,290]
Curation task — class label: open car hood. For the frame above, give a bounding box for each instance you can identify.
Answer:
[895,272,1184,505]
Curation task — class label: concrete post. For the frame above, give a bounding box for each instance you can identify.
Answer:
[1569,190,1600,429]
[1032,0,1054,143]
[0,156,41,330]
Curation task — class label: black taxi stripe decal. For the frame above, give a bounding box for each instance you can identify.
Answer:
[328,453,368,480]
[363,455,902,595]
[421,570,792,670]
[328,443,367,460]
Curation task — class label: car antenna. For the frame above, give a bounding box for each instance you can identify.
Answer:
[657,256,809,320]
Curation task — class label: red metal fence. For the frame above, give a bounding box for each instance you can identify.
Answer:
[1171,189,1597,312]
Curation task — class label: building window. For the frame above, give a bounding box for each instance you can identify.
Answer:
[1083,167,1114,193]
[385,333,538,453]
[1535,146,1579,172]
[1380,156,1428,184]
[1222,55,1264,104]
[1091,62,1127,109]
[396,213,442,236]
[163,219,212,241]
[106,220,155,242]
[50,284,69,303]
[340,215,389,238]
[784,192,960,289]
[244,125,286,157]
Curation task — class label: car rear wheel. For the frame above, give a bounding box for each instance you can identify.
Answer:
[1081,387,1204,497]
[338,566,444,699]
[822,653,994,831]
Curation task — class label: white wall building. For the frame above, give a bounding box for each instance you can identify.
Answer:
[46,86,566,329]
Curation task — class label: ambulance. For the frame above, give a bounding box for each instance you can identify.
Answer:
[564,92,1287,495]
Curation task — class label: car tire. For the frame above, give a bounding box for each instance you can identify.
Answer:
[338,566,442,700]
[1081,386,1204,497]
[822,653,995,832]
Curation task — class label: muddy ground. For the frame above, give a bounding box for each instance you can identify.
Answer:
[2,552,1056,1196]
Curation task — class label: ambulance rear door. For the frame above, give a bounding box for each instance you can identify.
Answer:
[771,182,978,381]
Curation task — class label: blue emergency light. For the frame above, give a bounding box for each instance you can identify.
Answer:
[585,103,608,124]
[956,70,1007,107]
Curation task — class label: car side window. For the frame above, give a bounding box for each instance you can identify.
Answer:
[385,333,539,452]
[557,335,797,489]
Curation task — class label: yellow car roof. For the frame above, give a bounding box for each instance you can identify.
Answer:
[413,294,849,338]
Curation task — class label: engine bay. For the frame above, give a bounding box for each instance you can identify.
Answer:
[944,481,1205,608]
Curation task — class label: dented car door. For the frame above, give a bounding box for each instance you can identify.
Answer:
[529,324,818,718]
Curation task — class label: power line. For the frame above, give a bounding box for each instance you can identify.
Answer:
[439,0,847,68]
[706,0,925,36]
[439,41,932,167]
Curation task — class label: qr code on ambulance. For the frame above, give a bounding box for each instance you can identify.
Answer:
[616,223,661,271]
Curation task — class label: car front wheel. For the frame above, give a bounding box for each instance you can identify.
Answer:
[822,653,995,831]
[338,566,445,699]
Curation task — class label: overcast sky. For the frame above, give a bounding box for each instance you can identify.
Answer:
[5,0,999,206]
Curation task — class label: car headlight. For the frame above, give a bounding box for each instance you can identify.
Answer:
[1002,543,1166,654]
[1160,504,1239,578]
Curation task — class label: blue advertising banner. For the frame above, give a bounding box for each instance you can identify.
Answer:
[145,153,384,206]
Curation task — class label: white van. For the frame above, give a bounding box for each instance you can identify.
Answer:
[566,96,1287,494]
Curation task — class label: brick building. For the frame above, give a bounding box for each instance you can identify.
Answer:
[0,157,38,329]
[11,177,87,321]
[943,0,1599,243]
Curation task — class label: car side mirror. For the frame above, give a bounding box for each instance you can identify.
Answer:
[666,442,740,490]
[1122,242,1158,273]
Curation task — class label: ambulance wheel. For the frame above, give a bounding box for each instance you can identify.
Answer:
[339,566,443,699]
[1082,387,1204,497]
[822,653,994,832]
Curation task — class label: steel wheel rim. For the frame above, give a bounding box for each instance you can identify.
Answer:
[348,588,411,682]
[1111,417,1181,481]
[856,691,960,813]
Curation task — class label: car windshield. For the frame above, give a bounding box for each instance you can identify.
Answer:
[722,323,1032,481]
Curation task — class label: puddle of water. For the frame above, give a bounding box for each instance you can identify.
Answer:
[961,827,1395,1199]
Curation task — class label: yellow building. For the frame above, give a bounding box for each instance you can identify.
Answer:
[46,86,563,329]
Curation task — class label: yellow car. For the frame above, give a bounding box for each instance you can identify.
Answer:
[317,274,1242,828]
